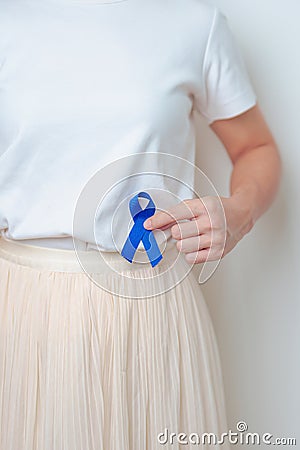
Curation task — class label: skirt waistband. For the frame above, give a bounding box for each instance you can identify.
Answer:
[0,235,178,274]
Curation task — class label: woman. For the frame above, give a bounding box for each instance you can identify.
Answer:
[0,0,281,449]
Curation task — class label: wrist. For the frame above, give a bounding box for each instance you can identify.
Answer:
[221,185,259,242]
[230,183,259,231]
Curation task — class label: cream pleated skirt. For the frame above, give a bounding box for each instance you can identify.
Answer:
[0,235,230,450]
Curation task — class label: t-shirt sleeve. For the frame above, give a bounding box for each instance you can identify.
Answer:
[193,7,257,124]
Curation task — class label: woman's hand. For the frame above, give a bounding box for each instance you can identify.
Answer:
[143,105,282,265]
[143,194,254,264]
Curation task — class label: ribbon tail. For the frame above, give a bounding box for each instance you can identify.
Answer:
[142,230,163,268]
[121,221,144,263]
[120,237,135,263]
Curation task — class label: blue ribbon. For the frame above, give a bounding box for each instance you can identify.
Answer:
[121,191,163,267]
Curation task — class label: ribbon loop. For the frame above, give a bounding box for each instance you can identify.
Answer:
[121,191,163,267]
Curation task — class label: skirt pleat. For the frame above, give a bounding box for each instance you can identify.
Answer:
[0,239,230,450]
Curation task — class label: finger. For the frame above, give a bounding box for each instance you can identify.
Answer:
[184,247,221,264]
[176,234,212,253]
[171,217,211,240]
[143,200,204,230]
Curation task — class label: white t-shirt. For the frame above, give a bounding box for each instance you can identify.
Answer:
[0,0,257,251]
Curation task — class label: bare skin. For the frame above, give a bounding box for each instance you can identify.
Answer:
[143,104,282,264]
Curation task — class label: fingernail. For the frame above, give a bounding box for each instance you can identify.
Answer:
[144,219,152,229]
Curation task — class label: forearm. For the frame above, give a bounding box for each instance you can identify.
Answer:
[228,142,282,235]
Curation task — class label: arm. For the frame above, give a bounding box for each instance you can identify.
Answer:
[210,103,282,236]
[144,104,282,263]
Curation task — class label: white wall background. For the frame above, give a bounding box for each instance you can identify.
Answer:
[193,0,300,446]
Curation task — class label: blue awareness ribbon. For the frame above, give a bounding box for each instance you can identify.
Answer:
[121,191,163,267]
